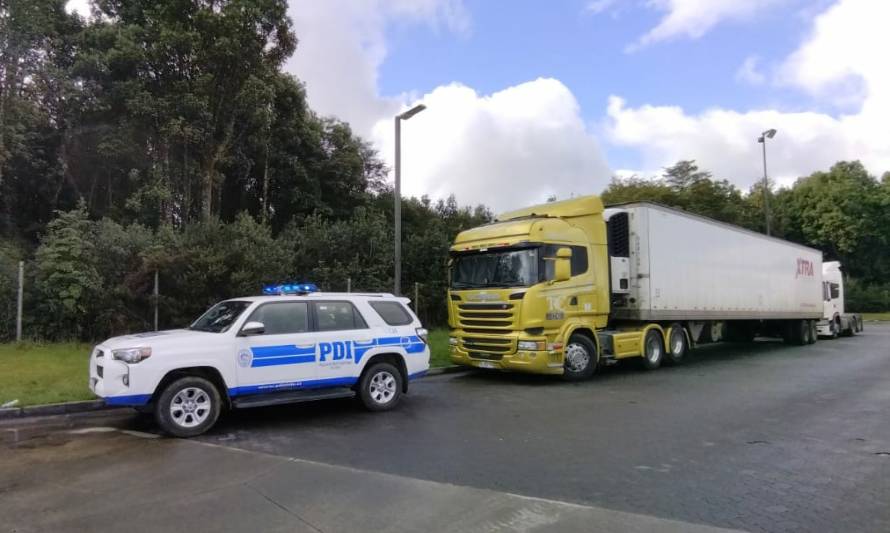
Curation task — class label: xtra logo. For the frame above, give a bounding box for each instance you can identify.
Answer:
[796,258,815,278]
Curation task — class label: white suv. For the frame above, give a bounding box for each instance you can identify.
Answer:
[89,286,430,437]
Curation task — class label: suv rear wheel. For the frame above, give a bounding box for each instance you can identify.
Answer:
[155,376,222,438]
[358,362,403,411]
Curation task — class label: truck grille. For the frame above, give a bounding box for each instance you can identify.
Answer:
[462,336,512,353]
[457,303,516,335]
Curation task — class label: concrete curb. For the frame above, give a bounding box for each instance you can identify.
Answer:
[426,365,472,376]
[0,399,109,420]
[0,366,471,422]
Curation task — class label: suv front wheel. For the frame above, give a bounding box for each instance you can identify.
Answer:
[155,376,222,437]
[358,362,403,411]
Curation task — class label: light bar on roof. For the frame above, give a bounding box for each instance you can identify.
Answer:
[262,283,319,295]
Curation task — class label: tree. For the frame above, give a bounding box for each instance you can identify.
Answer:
[80,0,297,221]
[33,203,102,338]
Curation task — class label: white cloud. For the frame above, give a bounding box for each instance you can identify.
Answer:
[586,0,619,15]
[371,80,611,211]
[735,56,766,86]
[606,0,890,187]
[285,0,469,136]
[627,0,785,50]
[287,1,611,211]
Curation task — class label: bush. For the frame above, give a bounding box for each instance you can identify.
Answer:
[846,278,890,313]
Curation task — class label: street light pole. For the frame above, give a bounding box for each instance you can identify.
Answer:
[393,103,426,295]
[757,128,777,236]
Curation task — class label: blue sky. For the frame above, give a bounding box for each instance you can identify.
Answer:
[377,0,836,171]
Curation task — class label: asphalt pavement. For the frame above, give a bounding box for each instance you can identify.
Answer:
[2,324,889,532]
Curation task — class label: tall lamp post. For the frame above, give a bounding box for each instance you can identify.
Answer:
[757,128,777,236]
[393,103,426,295]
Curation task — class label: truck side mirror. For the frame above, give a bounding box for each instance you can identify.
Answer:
[239,321,265,336]
[553,247,572,282]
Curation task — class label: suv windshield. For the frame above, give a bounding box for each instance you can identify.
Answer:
[450,247,538,289]
[189,300,251,333]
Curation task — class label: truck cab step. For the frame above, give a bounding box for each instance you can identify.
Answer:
[232,387,355,409]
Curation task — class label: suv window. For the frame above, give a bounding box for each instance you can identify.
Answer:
[313,301,368,332]
[370,301,414,326]
[246,302,309,335]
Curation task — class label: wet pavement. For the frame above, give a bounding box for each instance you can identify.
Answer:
[2,324,890,532]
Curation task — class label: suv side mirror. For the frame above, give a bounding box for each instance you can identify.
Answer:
[239,321,265,336]
[552,247,572,282]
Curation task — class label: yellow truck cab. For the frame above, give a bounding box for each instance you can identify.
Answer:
[447,195,824,380]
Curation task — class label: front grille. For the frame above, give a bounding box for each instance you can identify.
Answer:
[462,336,511,353]
[457,302,516,334]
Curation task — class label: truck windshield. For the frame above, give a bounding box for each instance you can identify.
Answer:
[450,248,538,289]
[189,301,251,333]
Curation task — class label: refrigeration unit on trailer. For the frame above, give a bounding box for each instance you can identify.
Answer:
[447,196,827,380]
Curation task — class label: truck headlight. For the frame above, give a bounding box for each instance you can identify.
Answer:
[112,347,152,364]
[518,340,543,351]
[448,337,458,346]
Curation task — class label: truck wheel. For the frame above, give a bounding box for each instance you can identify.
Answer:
[807,320,817,344]
[664,323,687,365]
[358,362,402,412]
[845,318,856,337]
[856,317,863,332]
[829,319,839,339]
[562,334,599,381]
[155,376,222,438]
[792,320,809,346]
[641,329,664,370]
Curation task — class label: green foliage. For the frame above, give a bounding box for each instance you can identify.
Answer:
[3,0,888,341]
[33,203,102,338]
[845,278,890,313]
[601,161,750,227]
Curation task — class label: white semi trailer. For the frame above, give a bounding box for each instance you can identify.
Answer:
[604,202,825,347]
[448,196,834,379]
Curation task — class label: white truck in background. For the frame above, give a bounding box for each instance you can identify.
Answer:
[817,261,864,338]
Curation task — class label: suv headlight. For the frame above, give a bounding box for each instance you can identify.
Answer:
[416,328,429,344]
[112,347,152,364]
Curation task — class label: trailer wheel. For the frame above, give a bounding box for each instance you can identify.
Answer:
[807,320,817,344]
[664,323,687,365]
[640,329,664,370]
[789,320,808,346]
[562,334,598,381]
[856,317,863,332]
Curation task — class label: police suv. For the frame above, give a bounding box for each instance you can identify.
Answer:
[88,284,430,437]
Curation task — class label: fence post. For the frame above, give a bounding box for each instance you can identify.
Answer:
[414,282,419,314]
[347,277,351,293]
[16,261,23,342]
[153,270,159,331]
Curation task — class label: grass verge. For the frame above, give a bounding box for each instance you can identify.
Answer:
[428,328,452,368]
[862,312,890,321]
[0,342,94,407]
